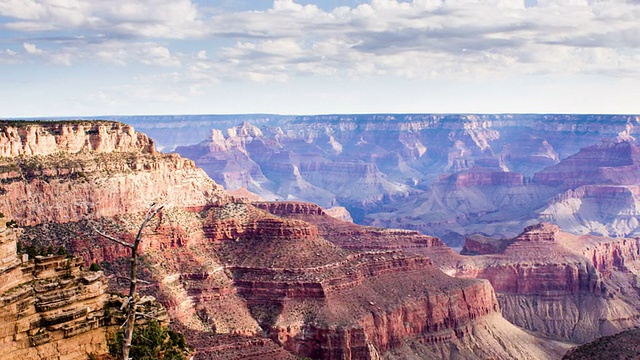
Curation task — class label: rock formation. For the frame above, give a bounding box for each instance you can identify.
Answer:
[0,120,229,227]
[9,120,635,359]
[166,114,640,240]
[562,328,640,359]
[0,216,111,360]
[455,223,640,343]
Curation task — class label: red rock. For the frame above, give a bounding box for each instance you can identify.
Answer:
[453,223,640,342]
[3,122,574,359]
[533,140,640,187]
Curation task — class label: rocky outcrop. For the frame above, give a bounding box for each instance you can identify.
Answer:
[537,185,640,237]
[0,217,111,360]
[324,206,353,223]
[460,234,510,255]
[454,223,640,343]
[562,328,640,360]
[215,204,566,359]
[33,197,567,360]
[438,168,523,187]
[533,140,640,187]
[0,121,229,226]
[0,120,154,157]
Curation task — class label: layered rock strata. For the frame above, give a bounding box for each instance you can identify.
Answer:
[1,121,575,359]
[455,223,640,343]
[0,217,111,359]
[166,114,640,239]
[0,120,229,227]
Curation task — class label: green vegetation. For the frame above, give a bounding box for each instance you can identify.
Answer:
[107,320,190,360]
[56,246,67,256]
[18,243,66,259]
[89,263,101,272]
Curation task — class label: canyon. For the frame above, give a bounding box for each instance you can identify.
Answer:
[2,119,639,359]
[161,114,640,244]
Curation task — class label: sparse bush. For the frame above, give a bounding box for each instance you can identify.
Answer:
[107,320,190,360]
[25,245,38,259]
[89,263,101,272]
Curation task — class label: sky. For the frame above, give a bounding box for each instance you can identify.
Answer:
[1,0,639,117]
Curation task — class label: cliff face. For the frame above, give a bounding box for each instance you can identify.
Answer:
[0,217,111,360]
[533,140,640,187]
[531,141,640,237]
[455,223,640,343]
[19,196,569,360]
[175,122,414,214]
[0,121,154,157]
[0,121,229,227]
[214,203,567,360]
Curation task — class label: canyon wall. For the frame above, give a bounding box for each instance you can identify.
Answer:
[0,120,230,227]
[456,223,640,343]
[167,114,640,241]
[0,217,111,360]
[0,120,611,359]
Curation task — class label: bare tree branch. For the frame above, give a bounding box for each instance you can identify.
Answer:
[93,203,164,360]
[135,312,163,320]
[93,227,134,249]
[115,275,151,285]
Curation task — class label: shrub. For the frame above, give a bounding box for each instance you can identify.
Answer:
[25,245,38,259]
[89,263,101,272]
[108,320,189,360]
[57,246,67,256]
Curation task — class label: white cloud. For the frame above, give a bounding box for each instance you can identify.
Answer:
[187,0,640,84]
[2,0,640,115]
[2,0,203,38]
[23,42,44,55]
[16,39,181,67]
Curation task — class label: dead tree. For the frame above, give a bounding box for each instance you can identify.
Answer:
[94,203,164,360]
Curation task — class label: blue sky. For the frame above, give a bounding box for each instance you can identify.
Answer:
[1,0,639,117]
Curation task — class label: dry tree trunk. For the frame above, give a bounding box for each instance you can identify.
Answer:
[94,203,164,360]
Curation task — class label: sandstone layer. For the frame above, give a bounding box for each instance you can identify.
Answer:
[456,223,640,343]
[0,120,230,227]
[0,217,111,360]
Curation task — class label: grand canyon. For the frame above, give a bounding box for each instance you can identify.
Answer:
[1,116,639,360]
